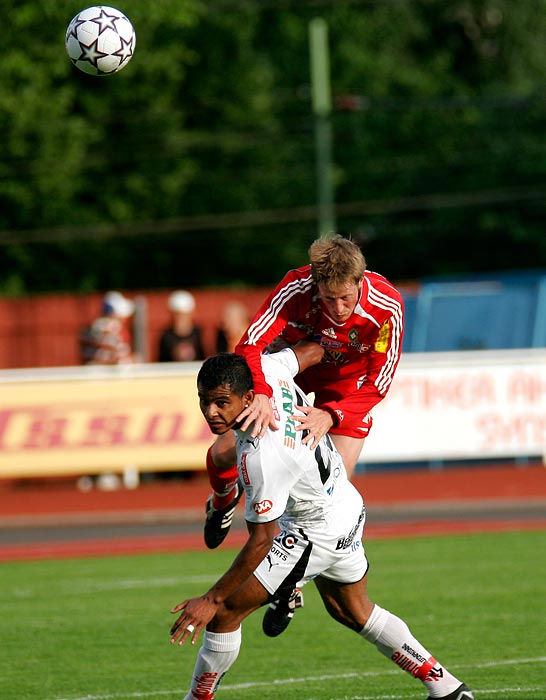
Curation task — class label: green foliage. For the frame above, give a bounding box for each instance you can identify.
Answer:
[1,531,545,699]
[1,1,546,292]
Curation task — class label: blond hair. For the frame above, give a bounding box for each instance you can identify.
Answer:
[309,235,366,287]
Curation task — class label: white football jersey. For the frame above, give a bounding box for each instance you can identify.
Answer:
[236,350,364,539]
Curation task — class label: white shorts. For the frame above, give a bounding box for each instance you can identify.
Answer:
[253,505,368,601]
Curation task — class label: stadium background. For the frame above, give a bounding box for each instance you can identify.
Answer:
[0,2,545,562]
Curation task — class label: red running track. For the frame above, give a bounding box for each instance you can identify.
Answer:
[1,463,545,561]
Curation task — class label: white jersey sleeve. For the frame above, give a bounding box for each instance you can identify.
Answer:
[264,347,300,377]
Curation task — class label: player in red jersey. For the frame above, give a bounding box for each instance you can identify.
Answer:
[203,235,404,635]
[238,241,403,464]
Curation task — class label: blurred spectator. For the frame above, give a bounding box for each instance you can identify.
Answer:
[158,290,205,362]
[215,300,250,353]
[80,291,136,365]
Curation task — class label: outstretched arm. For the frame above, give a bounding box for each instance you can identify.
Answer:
[170,519,277,646]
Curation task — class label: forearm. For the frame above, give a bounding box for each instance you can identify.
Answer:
[206,523,273,605]
[236,343,272,396]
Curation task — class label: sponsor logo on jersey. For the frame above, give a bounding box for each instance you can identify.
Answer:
[322,327,337,339]
[336,506,365,550]
[323,349,345,364]
[240,453,250,486]
[350,341,370,353]
[356,374,368,389]
[269,544,288,562]
[253,499,273,515]
[348,327,371,352]
[374,320,391,353]
[283,435,296,449]
[280,385,297,449]
[335,409,344,423]
[277,532,298,549]
[320,338,343,349]
[266,553,282,571]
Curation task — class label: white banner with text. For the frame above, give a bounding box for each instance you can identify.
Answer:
[0,349,544,478]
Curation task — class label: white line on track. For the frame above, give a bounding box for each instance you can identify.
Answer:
[311,689,546,700]
[45,656,546,700]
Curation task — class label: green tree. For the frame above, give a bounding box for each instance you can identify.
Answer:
[1,0,546,293]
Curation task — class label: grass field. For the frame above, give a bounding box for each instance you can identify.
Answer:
[2,530,545,700]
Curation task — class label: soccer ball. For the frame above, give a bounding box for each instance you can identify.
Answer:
[65,6,136,76]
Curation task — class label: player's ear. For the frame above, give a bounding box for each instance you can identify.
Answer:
[244,390,254,406]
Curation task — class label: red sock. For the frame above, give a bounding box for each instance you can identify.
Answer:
[206,446,239,509]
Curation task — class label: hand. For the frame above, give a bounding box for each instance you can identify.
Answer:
[237,393,278,438]
[294,406,333,448]
[169,595,218,647]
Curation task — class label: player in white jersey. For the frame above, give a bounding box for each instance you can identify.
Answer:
[169,349,474,700]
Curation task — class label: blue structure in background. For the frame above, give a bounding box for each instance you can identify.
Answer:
[401,270,546,353]
[361,270,546,474]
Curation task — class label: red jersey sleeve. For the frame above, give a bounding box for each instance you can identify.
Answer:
[235,266,315,396]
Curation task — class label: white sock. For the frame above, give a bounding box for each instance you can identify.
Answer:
[183,627,242,700]
[360,605,461,698]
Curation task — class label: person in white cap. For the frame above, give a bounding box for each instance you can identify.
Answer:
[80,290,136,365]
[158,290,205,362]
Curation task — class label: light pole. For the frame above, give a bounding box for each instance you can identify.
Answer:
[309,17,336,238]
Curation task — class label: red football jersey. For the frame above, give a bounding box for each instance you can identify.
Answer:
[235,265,404,436]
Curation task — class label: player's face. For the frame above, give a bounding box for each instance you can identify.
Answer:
[318,280,362,323]
[198,384,246,435]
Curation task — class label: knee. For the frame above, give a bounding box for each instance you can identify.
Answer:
[208,603,235,632]
[208,600,250,633]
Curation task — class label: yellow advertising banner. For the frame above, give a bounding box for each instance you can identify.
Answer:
[0,366,212,478]
[4,349,544,480]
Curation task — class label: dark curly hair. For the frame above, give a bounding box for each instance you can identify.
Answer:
[197,353,253,394]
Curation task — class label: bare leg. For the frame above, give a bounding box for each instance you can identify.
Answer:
[210,574,270,632]
[183,576,270,700]
[314,573,373,630]
[315,574,469,698]
[330,434,365,479]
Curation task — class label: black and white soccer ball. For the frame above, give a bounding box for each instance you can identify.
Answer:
[65,6,136,76]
